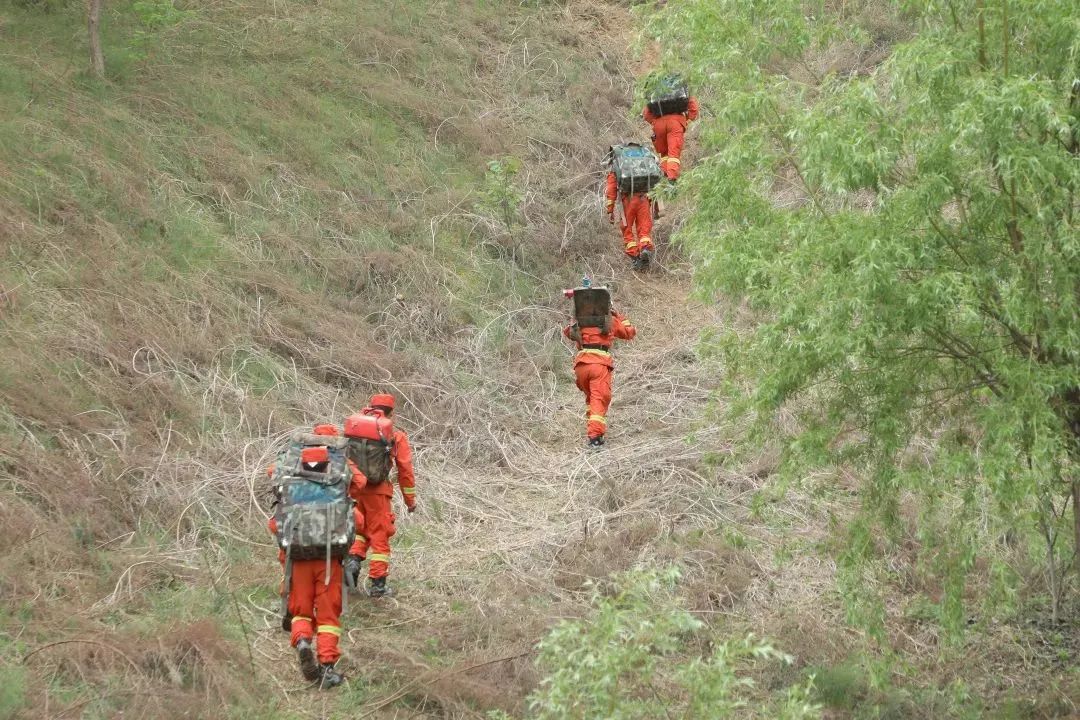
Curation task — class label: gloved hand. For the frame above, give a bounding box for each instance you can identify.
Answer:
[343,554,364,589]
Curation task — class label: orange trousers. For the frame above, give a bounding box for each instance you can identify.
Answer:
[574,363,613,439]
[288,559,343,664]
[651,121,686,180]
[353,493,396,579]
[619,195,654,258]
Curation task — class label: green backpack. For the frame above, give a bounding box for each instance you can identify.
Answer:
[611,144,662,195]
[270,433,356,562]
[646,75,690,117]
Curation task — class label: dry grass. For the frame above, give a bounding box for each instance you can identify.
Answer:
[2,1,1074,718]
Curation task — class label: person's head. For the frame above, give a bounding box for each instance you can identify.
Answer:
[300,446,330,472]
[369,393,396,417]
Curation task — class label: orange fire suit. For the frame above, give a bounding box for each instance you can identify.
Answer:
[643,97,699,180]
[605,172,654,258]
[351,430,415,580]
[268,505,364,664]
[563,313,636,439]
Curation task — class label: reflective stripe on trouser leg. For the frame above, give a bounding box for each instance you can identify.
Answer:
[290,616,314,647]
[357,494,395,579]
[578,364,613,439]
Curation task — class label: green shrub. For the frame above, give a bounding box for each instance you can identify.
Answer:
[0,663,27,719]
[526,566,820,719]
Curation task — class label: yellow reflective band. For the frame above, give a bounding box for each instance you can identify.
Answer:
[356,534,366,543]
[292,616,312,623]
[317,625,342,636]
[660,156,671,161]
[401,487,415,495]
[369,553,390,563]
[589,415,607,425]
[667,157,681,164]
[625,242,638,248]
[578,349,611,357]
[640,236,652,243]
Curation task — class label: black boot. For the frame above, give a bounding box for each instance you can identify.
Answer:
[318,663,344,689]
[639,248,653,270]
[368,576,394,598]
[296,638,319,682]
[588,435,605,448]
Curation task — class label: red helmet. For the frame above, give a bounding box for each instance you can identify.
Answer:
[369,393,395,410]
[312,423,340,436]
[300,446,329,466]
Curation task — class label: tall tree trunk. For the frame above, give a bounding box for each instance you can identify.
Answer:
[87,0,105,78]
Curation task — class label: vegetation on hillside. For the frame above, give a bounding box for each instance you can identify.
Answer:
[3,0,1077,717]
[0,0,643,716]
[644,0,1080,714]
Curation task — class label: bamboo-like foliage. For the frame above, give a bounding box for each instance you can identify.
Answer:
[644,0,1080,628]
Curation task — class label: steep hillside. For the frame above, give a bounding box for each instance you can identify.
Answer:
[0,1,663,716]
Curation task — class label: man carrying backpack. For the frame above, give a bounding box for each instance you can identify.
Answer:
[268,438,368,688]
[643,94,699,182]
[345,393,416,598]
[605,169,655,270]
[563,307,637,447]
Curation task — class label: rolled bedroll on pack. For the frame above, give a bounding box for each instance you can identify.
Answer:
[572,285,611,333]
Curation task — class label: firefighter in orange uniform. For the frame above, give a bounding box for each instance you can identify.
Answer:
[267,444,367,688]
[643,95,699,181]
[348,393,416,598]
[605,170,654,269]
[563,310,636,446]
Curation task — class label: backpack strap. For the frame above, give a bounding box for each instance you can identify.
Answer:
[281,551,293,628]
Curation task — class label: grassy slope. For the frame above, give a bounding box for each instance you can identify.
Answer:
[2,1,1076,719]
[0,1,641,716]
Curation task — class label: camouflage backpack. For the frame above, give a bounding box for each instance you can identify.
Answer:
[344,411,395,485]
[646,75,690,117]
[271,433,356,561]
[611,144,662,195]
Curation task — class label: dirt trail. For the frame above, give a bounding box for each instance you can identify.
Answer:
[246,215,755,714]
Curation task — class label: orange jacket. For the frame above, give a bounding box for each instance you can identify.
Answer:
[605,172,650,213]
[643,96,699,126]
[563,312,636,368]
[354,429,416,509]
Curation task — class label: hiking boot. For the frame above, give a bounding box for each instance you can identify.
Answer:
[367,576,394,598]
[318,663,344,689]
[630,255,644,271]
[639,248,653,270]
[296,639,319,682]
[588,435,605,448]
[281,612,292,632]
